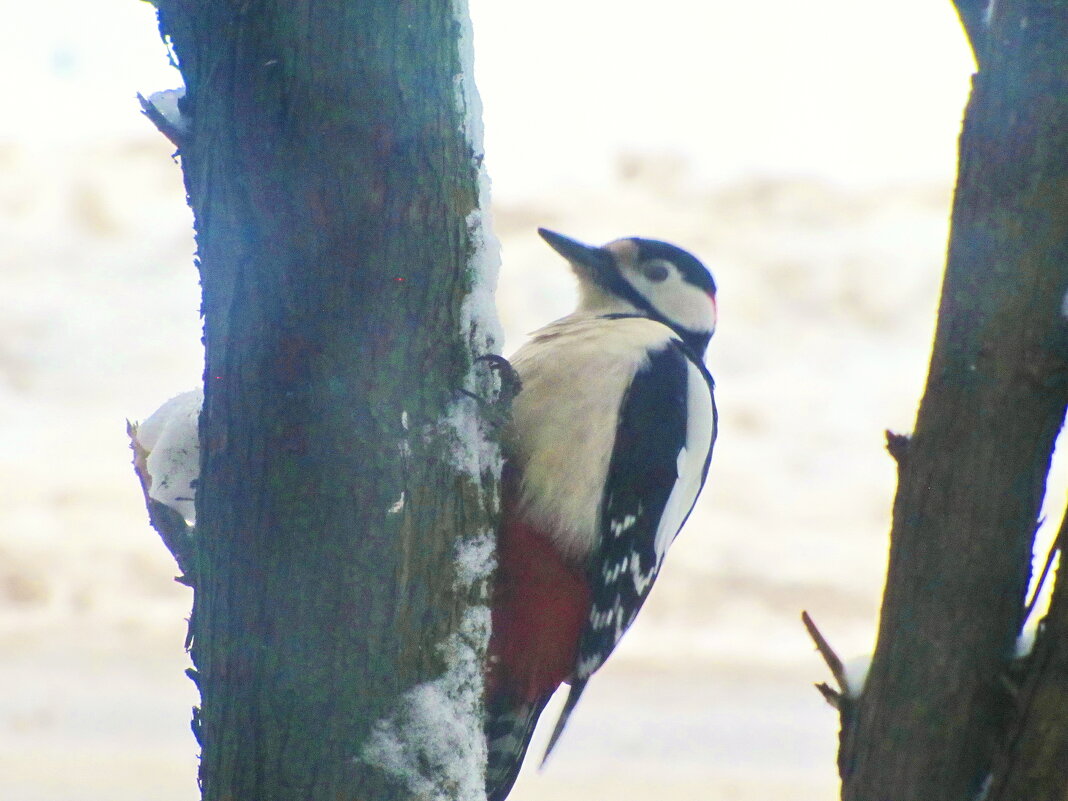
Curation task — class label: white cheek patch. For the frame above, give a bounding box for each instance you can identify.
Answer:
[672,280,714,333]
[624,269,717,335]
[661,279,716,334]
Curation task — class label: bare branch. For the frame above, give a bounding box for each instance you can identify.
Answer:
[802,610,850,696]
[815,681,842,710]
[884,430,911,466]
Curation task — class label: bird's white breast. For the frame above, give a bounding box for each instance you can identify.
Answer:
[653,357,715,563]
[506,314,681,563]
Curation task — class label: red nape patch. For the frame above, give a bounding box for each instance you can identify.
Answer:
[487,519,592,704]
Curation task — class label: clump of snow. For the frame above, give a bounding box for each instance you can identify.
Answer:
[145,87,189,136]
[461,208,503,358]
[387,491,407,516]
[454,530,495,591]
[843,653,872,698]
[135,388,202,524]
[437,395,497,482]
[361,606,491,801]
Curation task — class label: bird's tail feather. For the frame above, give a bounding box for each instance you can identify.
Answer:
[485,692,552,801]
[538,678,587,768]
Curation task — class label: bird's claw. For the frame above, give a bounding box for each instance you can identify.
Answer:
[461,354,522,427]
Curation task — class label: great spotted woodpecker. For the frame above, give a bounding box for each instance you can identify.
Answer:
[485,228,718,800]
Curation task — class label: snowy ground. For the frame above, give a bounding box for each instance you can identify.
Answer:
[0,132,972,799]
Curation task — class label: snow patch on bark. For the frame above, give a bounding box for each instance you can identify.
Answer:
[455,0,485,174]
[360,529,494,800]
[433,0,505,492]
[361,604,491,801]
[437,395,499,483]
[455,0,504,359]
[461,210,503,359]
[454,529,495,590]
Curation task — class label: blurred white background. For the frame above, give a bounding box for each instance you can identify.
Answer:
[0,1,1001,799]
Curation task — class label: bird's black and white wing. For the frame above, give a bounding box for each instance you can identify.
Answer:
[541,339,717,760]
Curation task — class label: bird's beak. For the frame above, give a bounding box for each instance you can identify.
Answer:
[537,228,615,282]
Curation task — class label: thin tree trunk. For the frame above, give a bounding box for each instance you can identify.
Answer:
[148,2,500,798]
[987,503,1068,800]
[839,0,1068,798]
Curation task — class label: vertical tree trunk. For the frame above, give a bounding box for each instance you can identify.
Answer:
[839,1,1068,799]
[151,2,499,799]
[986,505,1068,800]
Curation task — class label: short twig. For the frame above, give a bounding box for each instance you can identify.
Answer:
[802,610,851,705]
[885,430,911,466]
[814,681,842,709]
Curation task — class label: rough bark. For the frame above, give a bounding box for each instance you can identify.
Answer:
[149,2,498,799]
[838,1,1068,798]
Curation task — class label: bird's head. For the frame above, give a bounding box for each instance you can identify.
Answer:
[538,227,717,354]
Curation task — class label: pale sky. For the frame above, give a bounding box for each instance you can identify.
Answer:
[3,0,975,197]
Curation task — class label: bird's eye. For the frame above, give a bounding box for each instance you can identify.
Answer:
[641,261,670,283]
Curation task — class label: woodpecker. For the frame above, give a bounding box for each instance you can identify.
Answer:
[485,228,718,801]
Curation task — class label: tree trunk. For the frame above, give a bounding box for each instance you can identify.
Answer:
[838,1,1068,799]
[986,505,1068,800]
[150,2,500,799]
